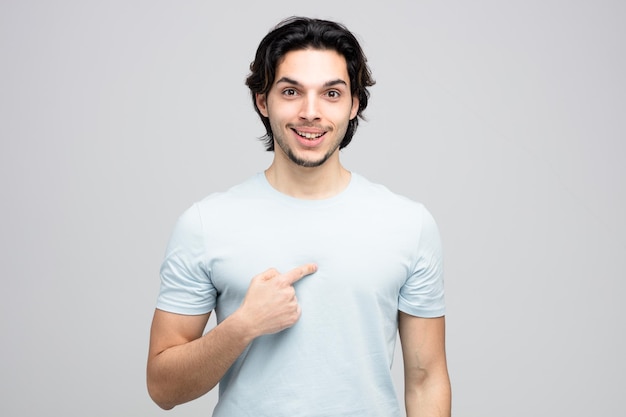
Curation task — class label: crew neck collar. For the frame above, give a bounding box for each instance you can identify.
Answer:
[256,171,358,207]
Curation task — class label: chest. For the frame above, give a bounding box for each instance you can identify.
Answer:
[203,202,419,319]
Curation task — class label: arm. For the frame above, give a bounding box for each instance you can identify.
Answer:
[146,264,317,410]
[398,312,451,417]
[146,309,252,410]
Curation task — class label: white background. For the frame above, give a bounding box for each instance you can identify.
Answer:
[1,1,624,416]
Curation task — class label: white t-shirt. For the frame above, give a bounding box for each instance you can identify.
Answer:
[157,172,445,417]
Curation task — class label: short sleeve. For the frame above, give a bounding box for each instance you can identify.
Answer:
[156,203,217,315]
[398,205,446,318]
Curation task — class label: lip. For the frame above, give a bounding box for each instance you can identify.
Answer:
[291,128,326,148]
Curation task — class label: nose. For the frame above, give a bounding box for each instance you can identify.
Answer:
[299,93,321,121]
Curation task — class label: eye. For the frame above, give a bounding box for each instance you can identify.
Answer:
[326,90,341,99]
[282,88,298,97]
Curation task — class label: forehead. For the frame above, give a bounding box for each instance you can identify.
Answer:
[274,49,350,87]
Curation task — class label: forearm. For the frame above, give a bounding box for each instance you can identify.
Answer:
[147,311,255,410]
[405,367,451,417]
[147,265,315,410]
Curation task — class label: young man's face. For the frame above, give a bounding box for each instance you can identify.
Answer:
[256,49,359,168]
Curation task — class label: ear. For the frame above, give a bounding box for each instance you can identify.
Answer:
[255,93,269,117]
[350,95,360,120]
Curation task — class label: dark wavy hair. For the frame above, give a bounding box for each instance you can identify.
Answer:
[245,16,375,151]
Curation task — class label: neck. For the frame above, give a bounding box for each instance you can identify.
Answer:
[265,156,351,200]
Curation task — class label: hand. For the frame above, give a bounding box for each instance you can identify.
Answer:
[237,263,317,337]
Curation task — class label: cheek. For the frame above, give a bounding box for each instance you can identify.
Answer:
[266,98,296,119]
[330,104,357,124]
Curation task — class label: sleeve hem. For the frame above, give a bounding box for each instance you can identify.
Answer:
[155,301,214,316]
[398,303,446,318]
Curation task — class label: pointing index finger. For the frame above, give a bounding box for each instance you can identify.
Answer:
[283,263,318,285]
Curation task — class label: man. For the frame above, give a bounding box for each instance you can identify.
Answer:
[147,16,451,417]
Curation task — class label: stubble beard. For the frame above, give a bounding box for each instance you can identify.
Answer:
[277,137,340,168]
[273,126,345,168]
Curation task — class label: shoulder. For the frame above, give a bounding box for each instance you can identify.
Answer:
[168,173,266,235]
[350,173,440,237]
[351,173,428,213]
[193,173,268,211]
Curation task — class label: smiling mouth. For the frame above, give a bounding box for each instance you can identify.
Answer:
[293,129,325,140]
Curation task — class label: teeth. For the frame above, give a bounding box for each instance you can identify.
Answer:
[296,130,324,139]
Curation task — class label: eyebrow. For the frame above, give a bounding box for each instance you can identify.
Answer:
[275,77,348,88]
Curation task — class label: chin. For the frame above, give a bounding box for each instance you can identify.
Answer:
[290,155,329,168]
